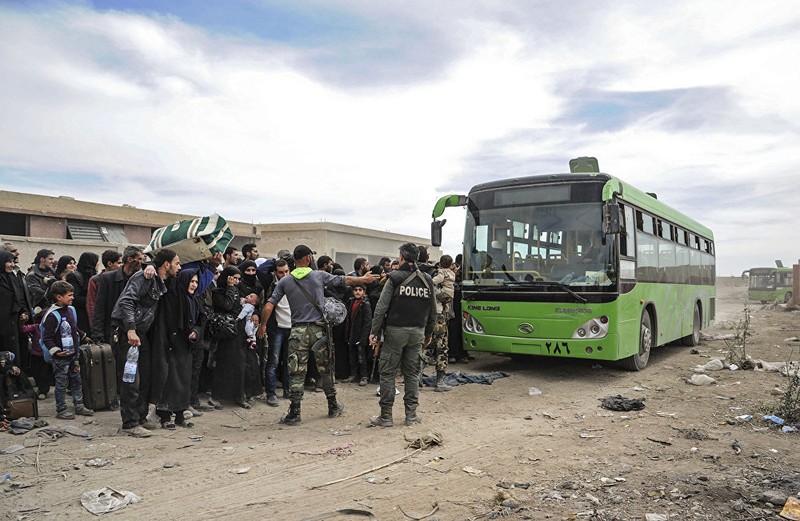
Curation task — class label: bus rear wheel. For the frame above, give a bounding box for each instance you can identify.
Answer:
[620,311,652,371]
[681,304,701,346]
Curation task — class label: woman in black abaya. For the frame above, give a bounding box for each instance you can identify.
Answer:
[152,268,204,428]
[209,267,251,409]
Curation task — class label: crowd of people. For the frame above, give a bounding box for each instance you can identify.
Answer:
[0,239,466,434]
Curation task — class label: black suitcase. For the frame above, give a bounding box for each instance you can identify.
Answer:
[79,343,117,410]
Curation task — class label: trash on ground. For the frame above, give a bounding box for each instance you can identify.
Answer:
[600,395,645,411]
[188,435,204,441]
[405,432,443,449]
[363,474,389,484]
[463,466,485,476]
[645,514,668,521]
[780,496,800,520]
[735,414,753,421]
[231,467,251,474]
[497,481,531,489]
[764,415,785,425]
[80,486,141,515]
[420,370,509,388]
[782,425,798,433]
[687,374,716,386]
[528,387,542,396]
[292,443,353,457]
[86,458,111,468]
[693,358,725,372]
[0,444,25,454]
[63,425,90,438]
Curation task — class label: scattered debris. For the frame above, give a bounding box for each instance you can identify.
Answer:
[645,513,668,521]
[693,358,725,372]
[463,466,485,477]
[528,387,542,396]
[405,432,443,450]
[646,437,672,446]
[231,467,251,474]
[397,502,438,520]
[780,496,800,520]
[0,444,25,454]
[600,395,645,411]
[764,415,785,425]
[363,475,389,484]
[292,443,353,457]
[188,435,204,441]
[80,486,140,515]
[671,426,716,440]
[86,458,111,468]
[687,374,716,386]
[497,481,530,489]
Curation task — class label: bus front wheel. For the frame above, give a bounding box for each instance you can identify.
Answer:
[621,311,652,371]
[681,304,701,347]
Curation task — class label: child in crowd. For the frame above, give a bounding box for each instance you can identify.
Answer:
[41,281,94,419]
[347,283,372,386]
[19,308,51,400]
[238,292,259,349]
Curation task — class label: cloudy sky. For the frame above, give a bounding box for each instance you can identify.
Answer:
[1,1,798,275]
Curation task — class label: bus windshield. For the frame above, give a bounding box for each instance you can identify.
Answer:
[463,200,616,289]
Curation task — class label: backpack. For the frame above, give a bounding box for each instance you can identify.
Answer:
[39,306,77,364]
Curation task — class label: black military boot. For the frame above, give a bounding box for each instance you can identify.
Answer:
[404,406,422,426]
[327,396,344,418]
[434,370,452,392]
[370,407,394,427]
[280,402,301,425]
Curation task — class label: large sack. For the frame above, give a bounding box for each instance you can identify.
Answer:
[144,214,234,263]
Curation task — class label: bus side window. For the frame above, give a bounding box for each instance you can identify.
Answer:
[621,204,635,257]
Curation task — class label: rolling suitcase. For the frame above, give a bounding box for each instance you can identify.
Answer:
[79,343,118,410]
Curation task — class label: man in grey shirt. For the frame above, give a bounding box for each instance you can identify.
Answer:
[258,244,376,425]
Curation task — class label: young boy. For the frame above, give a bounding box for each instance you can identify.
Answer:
[347,283,372,386]
[41,281,94,419]
[238,292,259,349]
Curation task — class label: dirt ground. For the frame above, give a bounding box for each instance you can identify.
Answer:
[3,277,800,520]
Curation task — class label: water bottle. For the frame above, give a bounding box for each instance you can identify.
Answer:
[60,318,75,355]
[0,474,10,484]
[122,346,139,383]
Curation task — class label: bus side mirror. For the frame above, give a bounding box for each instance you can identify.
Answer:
[431,219,446,247]
[603,202,621,234]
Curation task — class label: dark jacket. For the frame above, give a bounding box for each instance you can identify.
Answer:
[41,305,86,358]
[0,268,28,358]
[25,264,55,311]
[91,268,133,342]
[111,271,167,333]
[347,297,372,346]
[66,271,91,333]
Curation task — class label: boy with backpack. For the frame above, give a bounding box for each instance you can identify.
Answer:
[41,281,94,419]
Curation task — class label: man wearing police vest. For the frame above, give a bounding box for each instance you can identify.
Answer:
[369,242,437,427]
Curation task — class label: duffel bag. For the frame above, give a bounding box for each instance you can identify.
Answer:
[144,214,234,263]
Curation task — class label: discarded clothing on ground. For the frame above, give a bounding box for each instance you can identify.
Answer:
[80,486,141,515]
[421,371,509,388]
[7,418,48,435]
[600,395,645,411]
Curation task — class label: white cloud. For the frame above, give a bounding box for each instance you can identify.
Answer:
[1,2,799,275]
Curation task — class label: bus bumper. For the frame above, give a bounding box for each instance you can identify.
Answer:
[464,332,622,362]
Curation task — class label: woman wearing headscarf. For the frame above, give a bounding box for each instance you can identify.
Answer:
[0,251,30,362]
[54,255,77,281]
[151,268,204,428]
[237,259,265,400]
[209,266,251,409]
[66,252,98,333]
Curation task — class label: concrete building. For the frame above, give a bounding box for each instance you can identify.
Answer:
[0,190,440,270]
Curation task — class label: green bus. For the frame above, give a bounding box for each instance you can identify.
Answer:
[748,265,793,303]
[431,157,715,370]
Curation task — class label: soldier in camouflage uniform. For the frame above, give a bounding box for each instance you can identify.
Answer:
[257,245,376,425]
[422,254,456,391]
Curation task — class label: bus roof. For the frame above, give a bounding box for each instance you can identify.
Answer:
[749,266,793,274]
[467,171,713,240]
[604,177,714,239]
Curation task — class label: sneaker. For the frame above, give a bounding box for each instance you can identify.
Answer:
[187,406,204,417]
[120,425,152,438]
[56,410,75,420]
[193,402,214,411]
[359,377,368,387]
[37,393,47,401]
[266,395,280,407]
[75,405,94,416]
[161,421,176,430]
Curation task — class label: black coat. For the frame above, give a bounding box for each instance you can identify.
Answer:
[91,269,131,343]
[347,297,372,346]
[0,269,28,360]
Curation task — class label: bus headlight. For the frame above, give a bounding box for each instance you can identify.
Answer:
[572,316,609,339]
[462,312,485,334]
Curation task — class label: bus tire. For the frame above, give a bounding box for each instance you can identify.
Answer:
[681,304,701,346]
[620,310,652,371]
[785,292,793,304]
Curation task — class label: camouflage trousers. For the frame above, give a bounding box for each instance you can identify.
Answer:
[421,313,449,373]
[287,323,336,403]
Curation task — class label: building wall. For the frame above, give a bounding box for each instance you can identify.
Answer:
[29,215,66,240]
